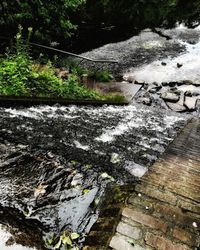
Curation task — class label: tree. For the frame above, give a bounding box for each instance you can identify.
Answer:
[0,0,86,42]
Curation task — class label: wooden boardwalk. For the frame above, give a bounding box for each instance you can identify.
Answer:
[109,118,200,250]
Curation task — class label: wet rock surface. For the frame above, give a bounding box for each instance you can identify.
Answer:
[79,25,200,76]
[0,104,188,249]
[77,25,200,114]
[134,81,200,113]
[79,30,185,77]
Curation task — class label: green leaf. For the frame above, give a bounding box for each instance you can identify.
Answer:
[83,189,90,194]
[70,232,80,240]
[72,247,80,250]
[101,172,115,181]
[54,237,62,249]
[62,235,72,246]
[45,237,53,246]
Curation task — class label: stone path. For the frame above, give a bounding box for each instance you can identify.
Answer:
[110,118,200,250]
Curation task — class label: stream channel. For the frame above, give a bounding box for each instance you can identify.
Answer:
[0,25,199,249]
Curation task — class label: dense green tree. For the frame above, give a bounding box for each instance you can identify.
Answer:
[0,0,85,41]
[1,0,200,51]
[83,0,200,30]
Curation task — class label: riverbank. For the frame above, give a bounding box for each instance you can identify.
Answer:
[77,25,200,114]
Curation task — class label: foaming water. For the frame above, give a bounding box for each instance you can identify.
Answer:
[1,103,188,167]
[124,26,200,84]
[0,103,189,249]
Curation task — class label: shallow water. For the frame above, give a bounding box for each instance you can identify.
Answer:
[124,25,200,84]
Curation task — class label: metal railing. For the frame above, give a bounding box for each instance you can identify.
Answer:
[0,36,118,64]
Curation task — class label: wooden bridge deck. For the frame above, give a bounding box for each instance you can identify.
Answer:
[109,118,200,250]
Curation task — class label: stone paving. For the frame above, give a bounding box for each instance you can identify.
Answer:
[109,118,200,250]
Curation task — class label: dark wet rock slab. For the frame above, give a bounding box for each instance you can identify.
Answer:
[78,29,186,76]
[0,104,189,248]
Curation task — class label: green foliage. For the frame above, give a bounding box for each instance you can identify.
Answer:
[0,26,32,96]
[45,230,80,250]
[102,93,126,103]
[84,0,200,31]
[88,70,113,82]
[0,53,30,96]
[0,55,101,100]
[1,0,200,49]
[0,29,125,103]
[0,0,86,41]
[0,29,99,100]
[61,61,113,83]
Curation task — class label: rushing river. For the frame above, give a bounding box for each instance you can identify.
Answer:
[0,103,189,249]
[1,22,200,250]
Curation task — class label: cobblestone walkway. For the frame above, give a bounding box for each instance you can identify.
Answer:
[110,119,200,250]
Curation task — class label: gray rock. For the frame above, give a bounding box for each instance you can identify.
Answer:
[191,82,200,87]
[143,83,148,90]
[166,102,187,112]
[139,97,152,106]
[71,173,83,186]
[170,87,181,95]
[161,92,180,102]
[162,82,168,86]
[124,161,148,178]
[152,82,161,87]
[192,91,200,96]
[0,144,7,154]
[166,93,187,112]
[173,90,181,95]
[188,40,196,45]
[168,82,177,87]
[148,87,158,94]
[196,99,200,113]
[123,75,135,83]
[182,80,194,85]
[184,91,192,97]
[184,96,198,110]
[177,81,185,86]
[57,187,98,231]
[170,87,178,91]
[116,82,143,101]
[177,63,183,68]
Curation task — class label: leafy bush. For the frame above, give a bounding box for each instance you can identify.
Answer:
[62,62,113,83]
[88,70,113,82]
[0,28,99,100]
[0,54,102,100]
[0,27,125,102]
[0,53,31,96]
